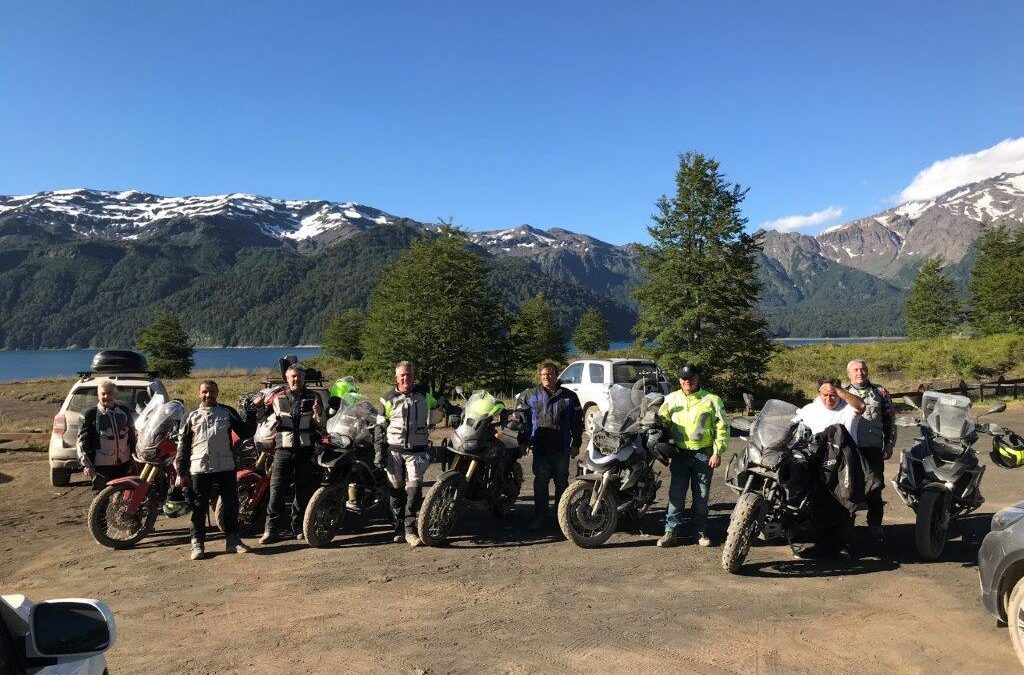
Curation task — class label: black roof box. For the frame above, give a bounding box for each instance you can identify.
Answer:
[91,350,149,374]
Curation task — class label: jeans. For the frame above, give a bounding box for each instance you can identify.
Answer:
[191,470,238,543]
[664,450,713,535]
[532,450,569,518]
[860,446,886,527]
[265,448,318,535]
[90,462,131,492]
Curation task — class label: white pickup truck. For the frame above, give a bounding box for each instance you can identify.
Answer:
[557,358,673,432]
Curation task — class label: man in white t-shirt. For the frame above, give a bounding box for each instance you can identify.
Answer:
[791,377,865,562]
[794,378,865,436]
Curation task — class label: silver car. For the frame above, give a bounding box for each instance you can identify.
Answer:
[978,499,1024,667]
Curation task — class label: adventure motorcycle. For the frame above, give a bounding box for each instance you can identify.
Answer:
[721,398,816,573]
[894,391,1005,560]
[87,395,186,549]
[417,391,525,546]
[214,386,287,535]
[557,378,666,548]
[303,395,390,547]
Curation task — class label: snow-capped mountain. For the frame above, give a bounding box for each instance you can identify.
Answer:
[0,188,400,244]
[468,224,616,256]
[762,172,1024,281]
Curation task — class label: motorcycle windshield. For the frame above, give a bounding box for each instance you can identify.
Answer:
[326,395,377,446]
[751,399,799,452]
[921,391,974,440]
[135,394,187,449]
[465,391,503,420]
[599,384,643,435]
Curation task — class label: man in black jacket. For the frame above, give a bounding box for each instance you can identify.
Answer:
[519,361,583,530]
[77,380,136,491]
[260,365,324,545]
[175,380,254,560]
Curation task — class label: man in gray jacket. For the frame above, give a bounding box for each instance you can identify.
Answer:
[375,361,434,547]
[175,380,253,560]
[845,359,897,540]
[77,380,136,491]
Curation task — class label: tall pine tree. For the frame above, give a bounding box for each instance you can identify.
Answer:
[970,226,1024,335]
[137,310,195,378]
[510,294,566,370]
[905,257,960,339]
[633,151,772,397]
[360,232,506,394]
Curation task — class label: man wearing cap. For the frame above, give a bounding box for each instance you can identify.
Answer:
[656,364,729,548]
[844,360,896,540]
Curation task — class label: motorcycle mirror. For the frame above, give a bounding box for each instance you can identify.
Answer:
[454,385,464,397]
[730,417,752,433]
[982,402,1007,416]
[742,392,754,410]
[902,396,922,411]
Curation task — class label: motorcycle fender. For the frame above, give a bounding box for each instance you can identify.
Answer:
[105,477,150,515]
[236,468,260,482]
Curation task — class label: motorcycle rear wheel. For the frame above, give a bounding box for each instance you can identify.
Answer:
[721,492,766,573]
[915,489,951,560]
[557,479,619,548]
[87,484,158,549]
[418,470,466,546]
[303,485,346,548]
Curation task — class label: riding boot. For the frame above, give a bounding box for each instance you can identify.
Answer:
[389,486,406,536]
[404,485,423,535]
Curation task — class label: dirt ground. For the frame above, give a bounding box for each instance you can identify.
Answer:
[2,404,1023,674]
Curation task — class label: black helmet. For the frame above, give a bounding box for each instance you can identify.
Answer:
[676,363,702,380]
[163,485,192,518]
[991,432,1024,469]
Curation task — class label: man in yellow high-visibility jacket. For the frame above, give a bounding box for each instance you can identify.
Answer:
[656,364,729,548]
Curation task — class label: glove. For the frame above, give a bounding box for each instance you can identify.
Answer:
[374,448,387,470]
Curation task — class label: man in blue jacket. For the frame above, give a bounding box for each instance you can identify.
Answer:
[519,361,583,530]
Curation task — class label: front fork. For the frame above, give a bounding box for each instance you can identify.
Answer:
[125,464,159,515]
[590,471,613,517]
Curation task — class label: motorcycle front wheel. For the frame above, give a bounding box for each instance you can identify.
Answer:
[915,489,951,560]
[418,470,466,546]
[216,475,267,536]
[87,484,158,549]
[721,492,767,573]
[303,485,346,548]
[557,479,619,548]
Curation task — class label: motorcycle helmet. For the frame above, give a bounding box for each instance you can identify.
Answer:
[163,485,192,518]
[991,432,1024,469]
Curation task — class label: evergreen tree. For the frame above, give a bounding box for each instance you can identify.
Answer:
[137,310,195,378]
[572,308,610,354]
[360,233,506,394]
[970,226,1024,335]
[905,258,959,339]
[322,308,365,359]
[510,294,566,370]
[632,151,772,397]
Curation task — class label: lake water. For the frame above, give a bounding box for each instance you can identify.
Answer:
[0,337,906,382]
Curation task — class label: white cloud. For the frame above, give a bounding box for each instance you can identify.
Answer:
[761,205,844,233]
[899,137,1024,203]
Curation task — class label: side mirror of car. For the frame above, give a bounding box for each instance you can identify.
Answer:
[28,599,116,661]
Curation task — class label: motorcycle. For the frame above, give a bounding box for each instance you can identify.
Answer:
[417,390,525,546]
[893,391,1005,560]
[302,395,390,547]
[721,398,816,572]
[213,387,287,536]
[557,377,666,548]
[87,395,186,549]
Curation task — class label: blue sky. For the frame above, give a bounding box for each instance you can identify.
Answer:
[1,1,1022,244]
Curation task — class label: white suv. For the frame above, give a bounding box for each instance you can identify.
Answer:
[558,358,672,432]
[48,353,167,486]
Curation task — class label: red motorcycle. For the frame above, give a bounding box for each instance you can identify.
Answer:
[87,396,186,549]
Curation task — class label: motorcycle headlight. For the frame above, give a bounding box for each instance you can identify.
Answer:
[991,502,1024,532]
